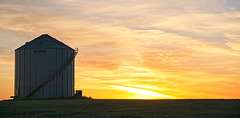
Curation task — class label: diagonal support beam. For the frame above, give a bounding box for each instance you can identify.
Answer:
[26,48,78,98]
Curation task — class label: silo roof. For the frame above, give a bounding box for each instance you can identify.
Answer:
[15,34,73,50]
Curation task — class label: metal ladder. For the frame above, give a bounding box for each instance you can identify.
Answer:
[26,48,78,98]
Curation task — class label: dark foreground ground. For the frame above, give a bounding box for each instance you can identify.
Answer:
[0,99,240,118]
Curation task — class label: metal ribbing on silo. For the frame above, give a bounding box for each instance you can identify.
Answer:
[72,52,75,96]
[67,50,72,97]
[24,49,30,98]
[30,49,37,97]
[50,49,57,97]
[19,50,24,98]
[15,34,76,99]
[62,49,68,97]
[42,49,49,98]
[15,51,19,97]
[71,49,74,96]
[56,49,62,97]
[68,50,72,97]
[36,50,41,97]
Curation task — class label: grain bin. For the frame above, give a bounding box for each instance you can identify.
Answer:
[14,34,77,99]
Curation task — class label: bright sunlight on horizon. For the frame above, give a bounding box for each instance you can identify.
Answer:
[0,0,240,100]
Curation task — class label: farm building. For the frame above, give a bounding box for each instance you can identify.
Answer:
[14,34,78,99]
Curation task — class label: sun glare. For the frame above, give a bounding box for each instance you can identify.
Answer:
[112,85,175,99]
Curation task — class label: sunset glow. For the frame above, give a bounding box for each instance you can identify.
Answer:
[112,85,174,99]
[0,0,240,100]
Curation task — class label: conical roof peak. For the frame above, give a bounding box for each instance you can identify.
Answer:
[15,34,73,50]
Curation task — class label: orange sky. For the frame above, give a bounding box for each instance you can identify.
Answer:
[0,0,240,100]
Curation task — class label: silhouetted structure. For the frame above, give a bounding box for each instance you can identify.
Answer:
[75,90,82,98]
[14,34,78,99]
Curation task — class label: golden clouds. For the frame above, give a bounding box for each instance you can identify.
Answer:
[0,0,240,100]
[225,33,240,51]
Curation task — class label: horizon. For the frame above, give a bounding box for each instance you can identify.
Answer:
[0,0,240,100]
[2,98,240,102]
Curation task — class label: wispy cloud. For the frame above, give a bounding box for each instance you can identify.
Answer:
[0,0,239,99]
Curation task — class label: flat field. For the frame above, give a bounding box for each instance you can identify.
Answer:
[1,99,240,118]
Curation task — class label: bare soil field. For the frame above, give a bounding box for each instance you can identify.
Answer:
[1,99,240,118]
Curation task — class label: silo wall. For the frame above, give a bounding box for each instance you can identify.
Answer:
[15,49,75,99]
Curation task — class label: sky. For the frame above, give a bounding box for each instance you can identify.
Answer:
[0,0,240,100]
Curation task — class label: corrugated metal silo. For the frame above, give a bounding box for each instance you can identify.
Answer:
[14,34,77,99]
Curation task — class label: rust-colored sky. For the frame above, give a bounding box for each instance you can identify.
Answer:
[0,0,240,100]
